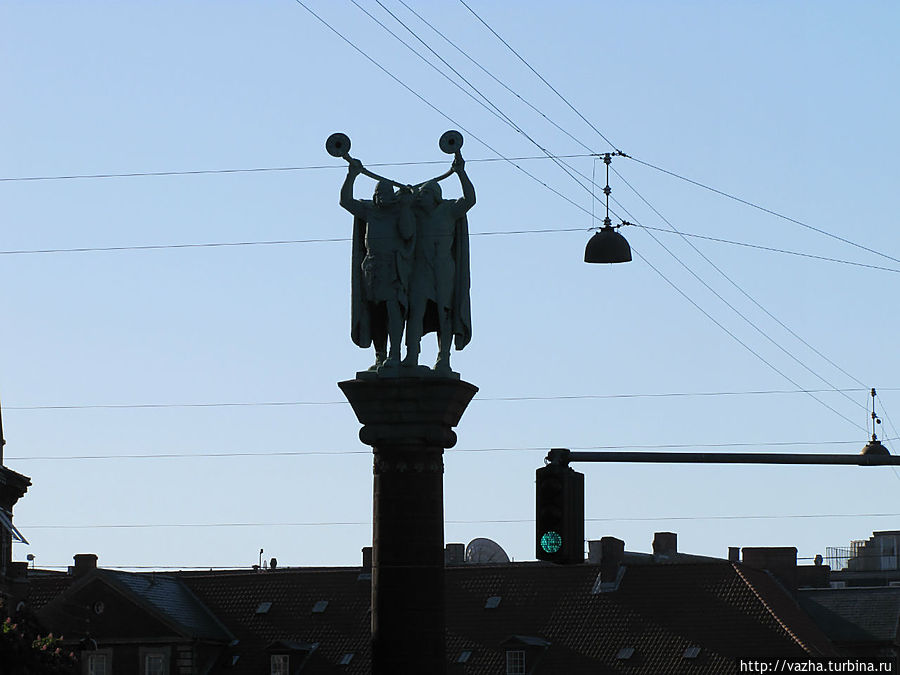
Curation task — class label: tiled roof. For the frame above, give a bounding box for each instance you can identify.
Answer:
[26,569,232,643]
[182,560,836,674]
[103,570,233,642]
[799,588,900,644]
[27,560,839,673]
[183,567,371,675]
[444,561,837,674]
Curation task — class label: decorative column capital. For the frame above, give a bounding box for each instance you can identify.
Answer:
[339,378,478,450]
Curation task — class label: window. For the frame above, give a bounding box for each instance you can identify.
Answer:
[145,654,166,675]
[339,653,354,665]
[312,600,328,613]
[138,648,169,675]
[271,654,289,675]
[505,649,525,675]
[457,650,472,663]
[256,601,272,614]
[87,654,108,675]
[485,595,501,609]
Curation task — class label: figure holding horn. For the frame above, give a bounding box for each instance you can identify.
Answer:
[339,157,415,371]
[330,131,474,376]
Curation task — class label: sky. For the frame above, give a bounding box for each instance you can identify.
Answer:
[1,1,898,571]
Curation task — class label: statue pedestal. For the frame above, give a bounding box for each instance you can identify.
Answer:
[339,377,477,675]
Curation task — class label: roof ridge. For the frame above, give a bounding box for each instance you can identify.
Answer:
[732,563,817,655]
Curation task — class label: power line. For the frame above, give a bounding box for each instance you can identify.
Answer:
[4,438,883,462]
[292,0,596,220]
[3,387,886,411]
[447,1,869,430]
[458,0,620,153]
[395,0,598,157]
[19,511,900,530]
[631,247,863,431]
[628,224,900,275]
[4,224,897,271]
[0,154,594,183]
[613,168,869,415]
[354,0,606,208]
[625,155,900,267]
[0,227,588,257]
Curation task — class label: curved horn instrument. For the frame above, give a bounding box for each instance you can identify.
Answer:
[326,132,406,189]
[412,130,466,188]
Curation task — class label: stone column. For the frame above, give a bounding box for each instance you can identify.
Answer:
[339,377,477,675]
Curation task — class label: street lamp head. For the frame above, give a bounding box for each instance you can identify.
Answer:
[861,438,890,456]
[584,224,632,264]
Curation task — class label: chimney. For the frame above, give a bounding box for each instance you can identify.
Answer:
[728,547,741,563]
[72,554,98,578]
[597,537,625,583]
[741,547,797,591]
[652,532,677,558]
[444,543,465,566]
[361,546,372,569]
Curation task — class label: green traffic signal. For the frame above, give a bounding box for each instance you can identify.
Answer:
[535,463,584,564]
[540,531,562,554]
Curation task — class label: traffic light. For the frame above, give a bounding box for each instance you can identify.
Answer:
[535,463,584,564]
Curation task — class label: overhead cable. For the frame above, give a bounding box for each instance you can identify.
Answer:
[0,154,595,183]
[612,167,868,413]
[629,224,900,275]
[3,387,887,411]
[4,439,885,462]
[632,248,864,431]
[445,2,872,428]
[19,511,900,530]
[291,0,596,219]
[626,155,900,266]
[396,0,597,155]
[352,0,605,205]
[458,0,620,153]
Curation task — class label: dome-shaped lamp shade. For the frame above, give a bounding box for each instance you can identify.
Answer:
[585,226,632,264]
[861,439,890,456]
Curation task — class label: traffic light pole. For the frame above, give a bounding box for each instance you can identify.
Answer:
[535,446,900,564]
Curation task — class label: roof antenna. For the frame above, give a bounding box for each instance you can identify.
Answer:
[862,388,890,456]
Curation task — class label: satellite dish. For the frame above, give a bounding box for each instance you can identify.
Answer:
[465,538,510,564]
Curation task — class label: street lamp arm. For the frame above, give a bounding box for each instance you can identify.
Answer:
[546,449,900,467]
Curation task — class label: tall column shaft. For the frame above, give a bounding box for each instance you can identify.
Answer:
[339,377,477,675]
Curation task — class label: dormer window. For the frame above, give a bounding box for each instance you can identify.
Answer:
[270,654,289,675]
[87,653,110,675]
[505,649,525,674]
[140,647,170,675]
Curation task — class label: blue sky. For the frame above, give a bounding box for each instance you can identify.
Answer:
[1,1,898,570]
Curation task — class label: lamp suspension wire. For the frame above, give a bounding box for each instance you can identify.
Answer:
[604,153,612,226]
[871,388,881,440]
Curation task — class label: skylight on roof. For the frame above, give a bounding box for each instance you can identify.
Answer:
[312,600,328,614]
[457,651,472,663]
[255,602,272,614]
[616,647,635,660]
[339,653,354,665]
[485,596,501,609]
[683,646,701,659]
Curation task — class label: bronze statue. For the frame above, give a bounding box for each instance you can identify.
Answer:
[340,163,415,371]
[330,131,474,377]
